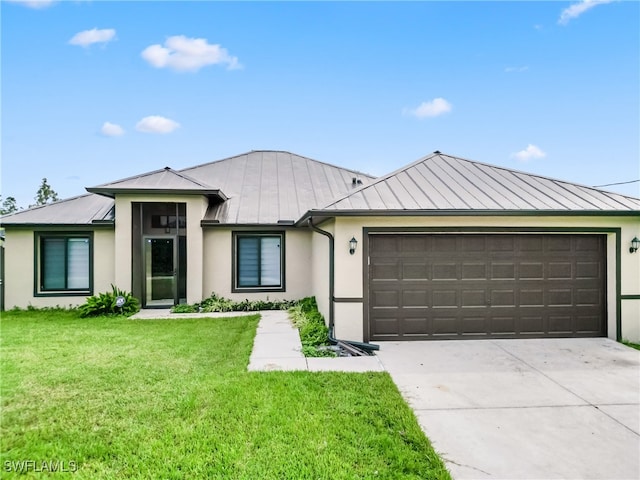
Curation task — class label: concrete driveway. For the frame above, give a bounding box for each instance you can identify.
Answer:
[376,338,640,480]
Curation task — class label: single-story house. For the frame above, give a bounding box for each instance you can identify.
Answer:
[2,150,639,342]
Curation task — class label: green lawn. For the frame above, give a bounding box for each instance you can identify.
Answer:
[1,310,450,479]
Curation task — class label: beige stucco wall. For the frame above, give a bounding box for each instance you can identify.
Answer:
[202,228,313,301]
[114,194,208,304]
[328,215,640,343]
[3,228,115,309]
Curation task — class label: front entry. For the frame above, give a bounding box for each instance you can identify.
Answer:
[132,202,187,308]
[145,237,176,307]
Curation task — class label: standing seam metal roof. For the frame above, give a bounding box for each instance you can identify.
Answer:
[321,152,640,212]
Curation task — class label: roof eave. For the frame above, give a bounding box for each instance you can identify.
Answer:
[295,208,640,226]
[86,187,227,201]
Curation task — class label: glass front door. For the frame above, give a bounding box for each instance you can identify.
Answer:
[144,237,176,307]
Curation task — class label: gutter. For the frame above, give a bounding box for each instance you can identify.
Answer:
[307,218,379,354]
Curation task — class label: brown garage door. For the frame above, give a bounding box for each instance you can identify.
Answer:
[368,234,606,341]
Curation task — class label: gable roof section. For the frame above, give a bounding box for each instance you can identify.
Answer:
[309,152,640,217]
[86,167,227,200]
[181,151,375,224]
[0,194,114,226]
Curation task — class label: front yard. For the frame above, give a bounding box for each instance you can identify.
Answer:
[1,310,450,479]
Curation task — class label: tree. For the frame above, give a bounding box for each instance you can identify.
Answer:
[0,196,19,215]
[32,178,59,207]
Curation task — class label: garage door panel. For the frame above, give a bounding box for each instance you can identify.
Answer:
[371,290,399,307]
[461,290,486,307]
[487,236,515,252]
[576,262,599,279]
[402,290,428,307]
[402,262,429,280]
[461,316,489,335]
[576,289,601,306]
[432,290,458,308]
[519,235,544,252]
[520,289,544,306]
[491,263,516,280]
[548,289,573,306]
[547,236,572,251]
[462,263,487,280]
[403,317,429,335]
[370,262,400,280]
[491,289,516,306]
[492,316,519,334]
[520,262,544,279]
[549,315,573,334]
[432,263,458,280]
[368,234,605,340]
[401,235,430,252]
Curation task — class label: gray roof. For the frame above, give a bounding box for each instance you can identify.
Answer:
[86,167,227,200]
[181,151,374,224]
[0,194,114,226]
[3,150,638,227]
[313,152,640,215]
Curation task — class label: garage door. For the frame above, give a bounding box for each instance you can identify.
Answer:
[368,234,606,341]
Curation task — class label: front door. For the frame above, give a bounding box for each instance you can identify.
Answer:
[144,237,176,307]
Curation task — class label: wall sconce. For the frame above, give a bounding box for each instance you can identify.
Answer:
[630,237,640,254]
[349,236,358,255]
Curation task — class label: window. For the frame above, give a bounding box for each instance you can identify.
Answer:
[36,234,92,294]
[233,233,284,291]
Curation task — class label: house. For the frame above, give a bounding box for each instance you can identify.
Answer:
[2,150,639,343]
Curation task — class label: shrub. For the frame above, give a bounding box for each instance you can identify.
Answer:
[171,304,199,313]
[290,297,335,357]
[173,293,298,314]
[79,285,140,318]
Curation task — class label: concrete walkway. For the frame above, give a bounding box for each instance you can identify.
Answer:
[247,310,384,372]
[131,309,383,372]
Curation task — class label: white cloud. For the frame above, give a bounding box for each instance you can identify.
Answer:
[5,0,56,9]
[141,35,241,72]
[69,28,116,47]
[505,65,529,73]
[101,122,125,137]
[512,144,547,162]
[559,0,615,25]
[404,98,452,119]
[135,116,180,134]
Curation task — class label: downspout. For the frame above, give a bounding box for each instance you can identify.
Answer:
[308,218,379,353]
[307,218,335,332]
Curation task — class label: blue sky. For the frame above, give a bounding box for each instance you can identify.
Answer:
[2,0,639,208]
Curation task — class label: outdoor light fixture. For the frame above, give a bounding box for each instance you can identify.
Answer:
[349,236,358,255]
[630,237,640,254]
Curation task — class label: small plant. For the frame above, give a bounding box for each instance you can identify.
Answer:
[79,285,140,318]
[178,293,298,314]
[171,303,199,313]
[290,297,335,357]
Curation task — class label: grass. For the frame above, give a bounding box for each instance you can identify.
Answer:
[1,310,450,479]
[622,340,640,351]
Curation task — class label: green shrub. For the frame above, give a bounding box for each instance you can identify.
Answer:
[185,293,298,313]
[79,285,140,318]
[290,297,335,357]
[171,304,199,313]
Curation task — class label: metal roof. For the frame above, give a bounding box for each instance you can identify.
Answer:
[0,194,114,226]
[3,150,638,227]
[315,152,640,215]
[181,151,375,224]
[86,167,227,200]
